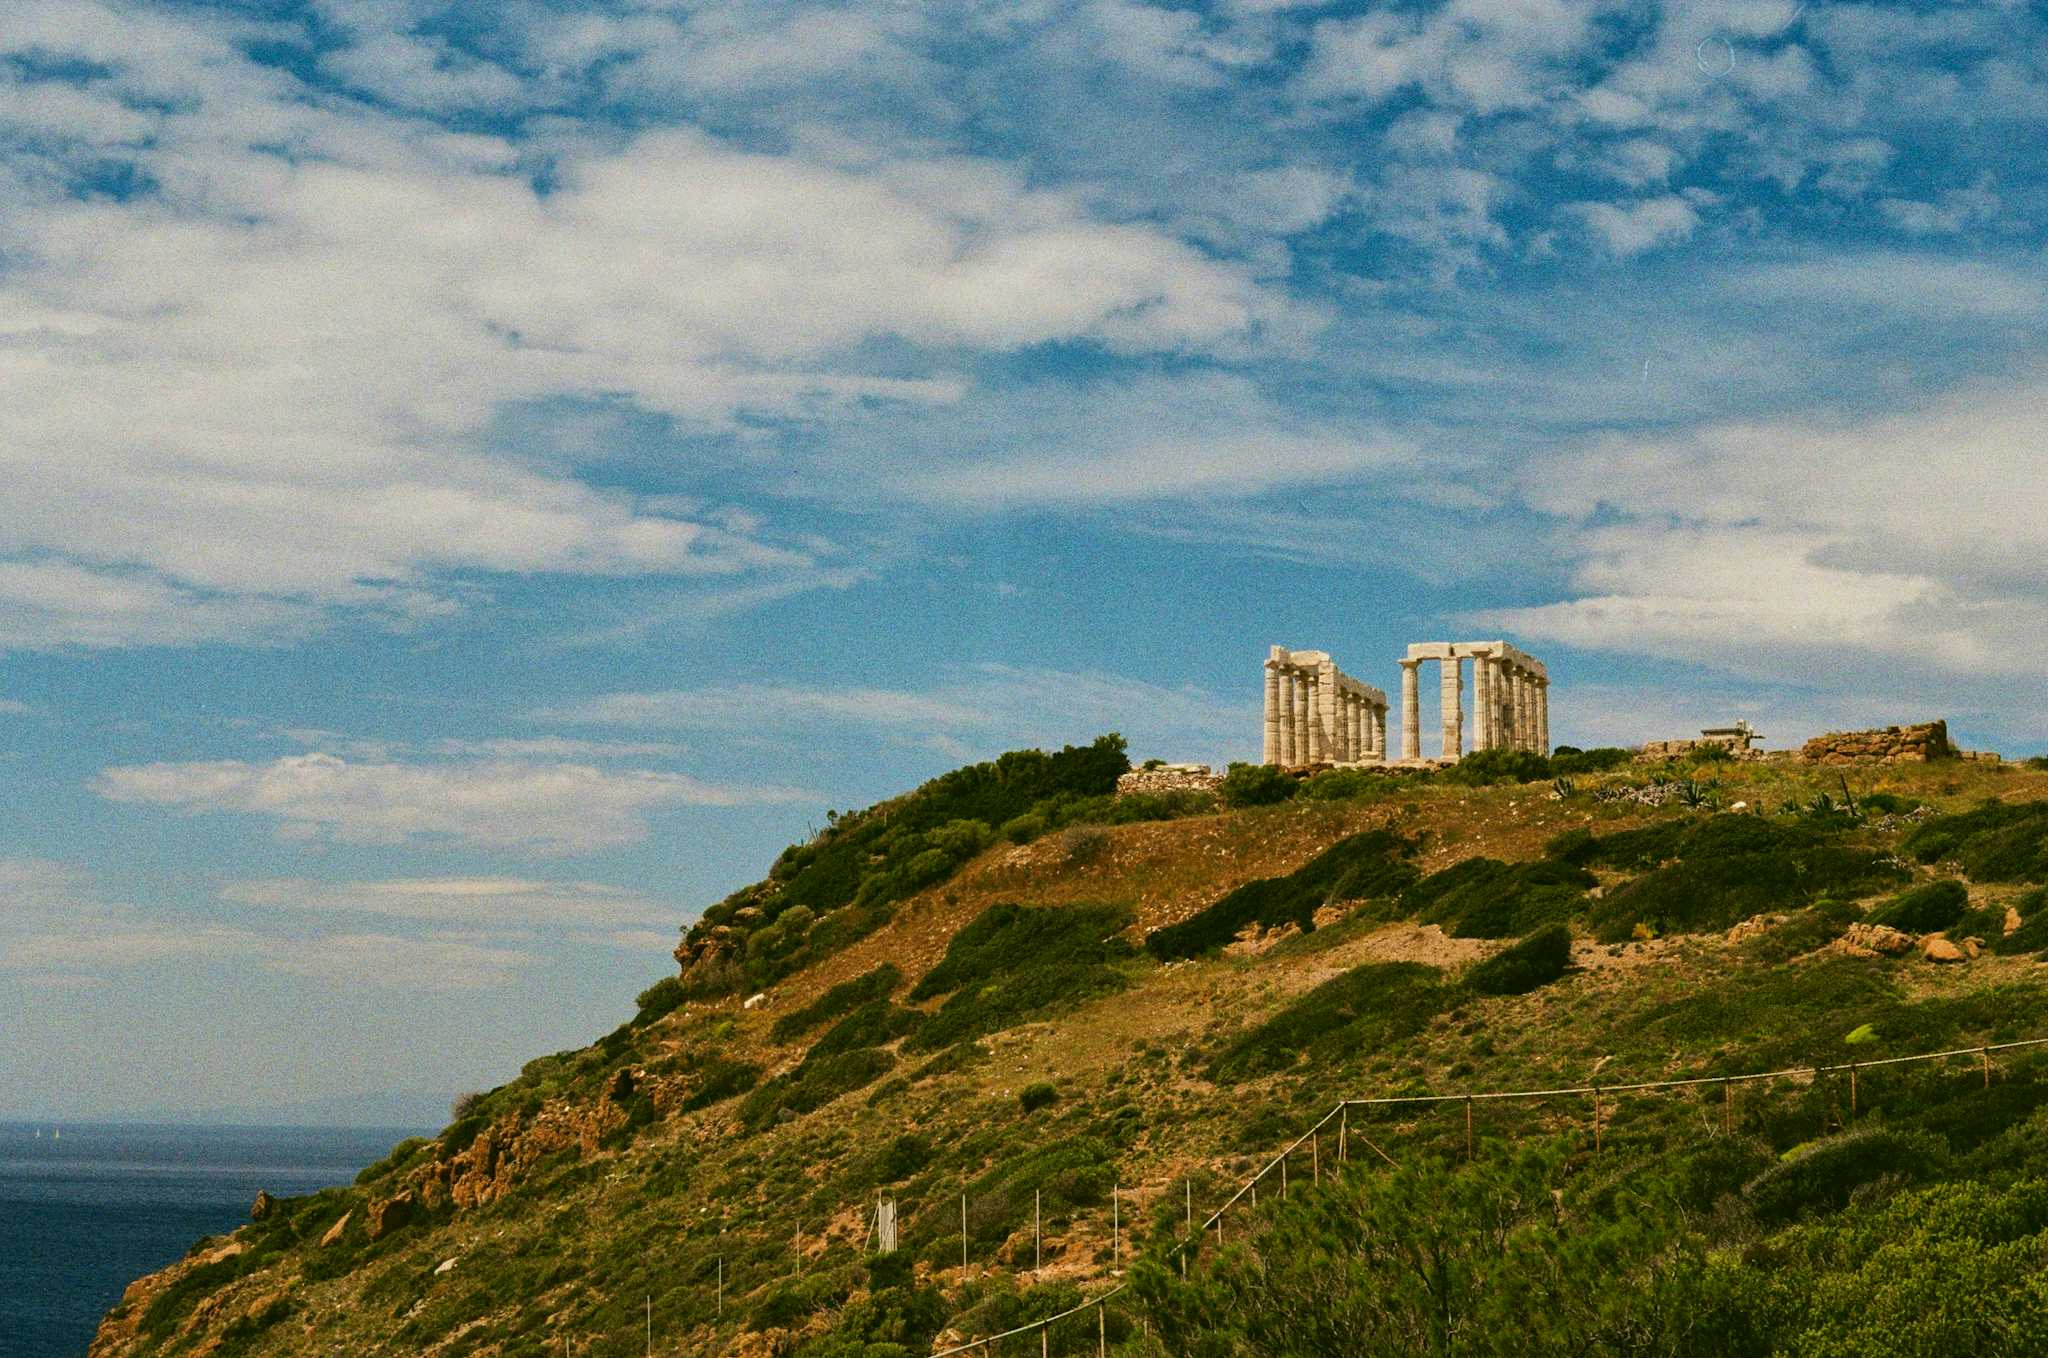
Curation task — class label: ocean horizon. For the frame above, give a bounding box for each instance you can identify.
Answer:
[0,1120,431,1358]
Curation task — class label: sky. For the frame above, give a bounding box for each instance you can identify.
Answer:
[2,0,2045,1122]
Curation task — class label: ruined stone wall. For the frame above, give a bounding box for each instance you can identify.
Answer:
[1800,720,1955,765]
[1115,764,1224,797]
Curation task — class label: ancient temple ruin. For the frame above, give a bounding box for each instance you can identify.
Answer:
[1262,646,1390,767]
[1399,641,1549,761]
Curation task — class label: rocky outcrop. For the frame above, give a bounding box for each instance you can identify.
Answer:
[1833,923,1914,958]
[249,1189,276,1221]
[1801,721,1955,765]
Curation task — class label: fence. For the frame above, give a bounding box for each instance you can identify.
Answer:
[664,1032,2048,1355]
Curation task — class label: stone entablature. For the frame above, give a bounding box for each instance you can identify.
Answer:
[1801,721,1956,765]
[1263,646,1389,768]
[1399,641,1549,762]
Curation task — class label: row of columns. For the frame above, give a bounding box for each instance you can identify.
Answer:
[1262,648,1389,768]
[1397,646,1549,762]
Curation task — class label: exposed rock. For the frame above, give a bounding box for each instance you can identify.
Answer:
[319,1211,352,1247]
[2007,905,2025,936]
[250,1190,276,1221]
[744,992,768,1010]
[1801,720,1955,765]
[1725,914,1786,944]
[1834,923,1914,958]
[1116,765,1223,797]
[434,1256,458,1276]
[366,1191,415,1241]
[1923,936,1967,964]
[1962,937,1984,960]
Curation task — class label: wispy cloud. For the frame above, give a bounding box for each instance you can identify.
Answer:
[92,753,809,854]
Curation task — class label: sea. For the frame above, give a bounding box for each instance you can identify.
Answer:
[0,1122,428,1358]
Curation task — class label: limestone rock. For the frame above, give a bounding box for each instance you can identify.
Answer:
[1725,914,1785,944]
[1800,720,1955,765]
[743,992,768,1010]
[434,1256,458,1276]
[2007,905,2025,936]
[1116,765,1223,797]
[367,1191,415,1241]
[319,1210,352,1247]
[1922,936,1967,964]
[250,1190,276,1221]
[1834,923,1914,958]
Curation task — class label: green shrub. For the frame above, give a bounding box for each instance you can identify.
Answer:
[770,964,904,1043]
[1548,746,1635,775]
[1858,791,1921,815]
[680,1057,761,1111]
[1218,761,1298,807]
[1868,879,1970,933]
[1146,830,1418,960]
[1902,799,2048,882]
[1402,857,1594,938]
[1001,812,1048,844]
[875,1134,931,1182]
[904,903,1136,1052]
[1465,923,1573,995]
[1441,748,1553,785]
[355,1136,431,1186]
[808,1000,924,1058]
[1743,1127,1946,1223]
[1742,898,1861,964]
[1586,818,1906,943]
[1209,961,1453,1083]
[1060,825,1109,866]
[1995,890,2048,954]
[1301,768,1384,801]
[631,975,687,1027]
[1019,1082,1059,1113]
[738,1049,897,1131]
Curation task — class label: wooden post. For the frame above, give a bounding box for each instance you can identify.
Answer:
[717,1256,723,1318]
[1722,1079,1732,1135]
[962,1194,969,1277]
[1592,1086,1602,1152]
[1339,1107,1348,1163]
[1281,1154,1288,1199]
[1099,1301,1107,1357]
[1983,1048,1992,1088]
[645,1295,651,1357]
[1465,1095,1474,1161]
[1041,1323,1048,1358]
[1112,1183,1120,1273]
[1035,1190,1042,1273]
[1850,1064,1859,1118]
[1313,1132,1320,1184]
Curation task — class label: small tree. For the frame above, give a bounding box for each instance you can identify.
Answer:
[1219,761,1298,807]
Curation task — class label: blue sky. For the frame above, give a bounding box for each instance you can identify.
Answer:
[3,0,2045,1120]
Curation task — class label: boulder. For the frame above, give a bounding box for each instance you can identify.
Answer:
[1922,936,1967,964]
[2007,905,2025,936]
[250,1190,276,1222]
[434,1256,458,1276]
[1834,923,1914,958]
[743,992,768,1010]
[319,1210,352,1247]
[366,1191,415,1241]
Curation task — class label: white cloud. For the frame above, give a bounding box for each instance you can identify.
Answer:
[263,932,532,992]
[221,876,678,930]
[0,3,1289,649]
[319,32,526,111]
[1300,0,1602,114]
[1737,253,2046,319]
[1563,195,1700,256]
[0,698,28,715]
[544,661,1256,766]
[91,753,810,854]
[1493,368,2048,682]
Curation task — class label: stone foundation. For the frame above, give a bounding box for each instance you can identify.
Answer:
[1800,721,1956,765]
[1116,764,1224,797]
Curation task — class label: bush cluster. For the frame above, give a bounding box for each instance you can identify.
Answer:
[769,964,904,1043]
[1208,960,1454,1083]
[1868,879,1970,934]
[1465,923,1573,995]
[1145,830,1419,961]
[1903,800,2048,882]
[1217,761,1298,806]
[1401,857,1595,938]
[903,902,1137,1053]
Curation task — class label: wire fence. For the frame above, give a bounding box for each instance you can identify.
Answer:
[665,1031,2048,1355]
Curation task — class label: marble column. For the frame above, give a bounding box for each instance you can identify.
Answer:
[1482,659,1499,753]
[1262,661,1282,765]
[1371,703,1387,758]
[1439,656,1463,760]
[1515,669,1533,752]
[1278,668,1297,766]
[1319,663,1340,763]
[1338,692,1354,761]
[1536,678,1550,755]
[1399,660,1421,760]
[1350,695,1364,760]
[1293,672,1311,764]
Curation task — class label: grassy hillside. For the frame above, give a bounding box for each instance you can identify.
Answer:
[90,745,2048,1358]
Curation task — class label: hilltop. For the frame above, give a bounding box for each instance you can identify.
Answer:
[90,738,2048,1357]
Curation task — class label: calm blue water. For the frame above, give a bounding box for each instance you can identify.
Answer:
[0,1122,428,1358]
